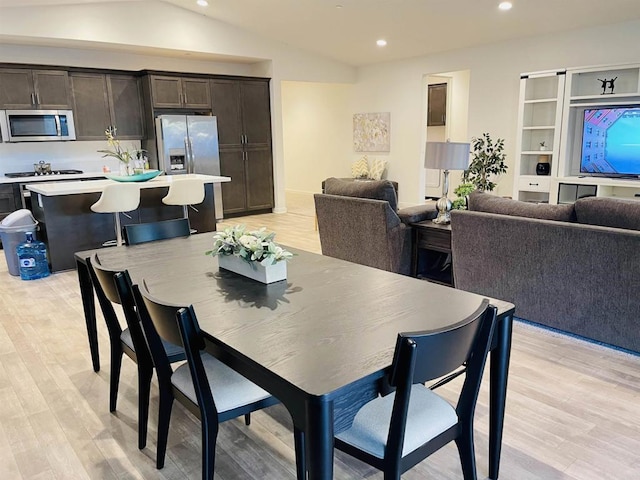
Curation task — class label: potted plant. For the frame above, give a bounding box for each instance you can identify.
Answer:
[462,133,508,192]
[206,224,293,283]
[451,182,475,210]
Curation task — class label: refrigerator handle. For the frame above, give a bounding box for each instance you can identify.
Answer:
[183,136,191,173]
[188,137,195,173]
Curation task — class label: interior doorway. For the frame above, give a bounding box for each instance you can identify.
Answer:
[424,70,470,199]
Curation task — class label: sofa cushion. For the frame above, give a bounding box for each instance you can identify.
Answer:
[574,196,640,231]
[468,191,576,222]
[323,177,398,212]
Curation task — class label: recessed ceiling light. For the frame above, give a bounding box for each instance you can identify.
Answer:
[197,0,208,7]
[498,2,512,10]
[376,39,387,47]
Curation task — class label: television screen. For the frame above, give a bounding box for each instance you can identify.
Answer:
[580,107,640,177]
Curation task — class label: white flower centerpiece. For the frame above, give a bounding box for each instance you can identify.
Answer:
[206,225,293,284]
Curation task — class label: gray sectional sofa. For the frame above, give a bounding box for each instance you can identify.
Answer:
[451,192,640,353]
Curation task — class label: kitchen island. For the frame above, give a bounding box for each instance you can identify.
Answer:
[27,174,230,272]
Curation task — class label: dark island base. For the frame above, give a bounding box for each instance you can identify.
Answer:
[31,184,218,272]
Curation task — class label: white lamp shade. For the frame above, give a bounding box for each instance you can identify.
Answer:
[425,141,470,171]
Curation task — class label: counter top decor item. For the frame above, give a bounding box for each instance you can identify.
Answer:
[97,126,146,175]
[104,170,163,182]
[206,224,293,284]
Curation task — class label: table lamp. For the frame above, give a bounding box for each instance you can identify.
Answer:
[425,140,470,224]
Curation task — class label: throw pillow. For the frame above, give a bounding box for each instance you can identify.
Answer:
[351,156,369,178]
[468,191,576,222]
[368,158,387,180]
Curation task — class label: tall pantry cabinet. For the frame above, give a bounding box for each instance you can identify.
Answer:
[210,78,274,216]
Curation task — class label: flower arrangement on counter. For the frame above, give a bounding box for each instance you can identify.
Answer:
[98,126,146,174]
[206,225,294,266]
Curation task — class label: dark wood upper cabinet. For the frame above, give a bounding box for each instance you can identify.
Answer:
[210,79,243,147]
[150,75,210,109]
[108,75,144,139]
[0,68,70,109]
[70,73,110,139]
[71,72,144,140]
[211,78,272,148]
[427,83,447,127]
[240,81,272,147]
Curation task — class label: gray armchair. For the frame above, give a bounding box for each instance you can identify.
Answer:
[314,178,436,275]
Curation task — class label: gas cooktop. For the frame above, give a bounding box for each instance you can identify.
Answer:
[5,170,84,178]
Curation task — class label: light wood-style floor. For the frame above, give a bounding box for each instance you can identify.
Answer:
[1,192,639,479]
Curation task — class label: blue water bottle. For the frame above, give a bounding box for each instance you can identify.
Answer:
[16,232,50,280]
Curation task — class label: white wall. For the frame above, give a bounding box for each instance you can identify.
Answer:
[352,19,640,205]
[0,1,356,210]
[281,81,353,193]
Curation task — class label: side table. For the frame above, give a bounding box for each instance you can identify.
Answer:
[411,221,453,286]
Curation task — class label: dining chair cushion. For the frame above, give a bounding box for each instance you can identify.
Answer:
[119,321,183,359]
[335,384,457,458]
[171,352,272,412]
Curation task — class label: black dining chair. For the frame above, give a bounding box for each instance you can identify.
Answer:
[333,299,497,480]
[87,254,185,450]
[123,217,191,245]
[128,278,307,479]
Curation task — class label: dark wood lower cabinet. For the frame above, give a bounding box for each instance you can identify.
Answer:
[245,148,274,211]
[219,147,274,216]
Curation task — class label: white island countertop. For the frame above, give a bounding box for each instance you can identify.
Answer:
[26,174,231,196]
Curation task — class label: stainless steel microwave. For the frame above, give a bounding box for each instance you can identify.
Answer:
[0,109,76,142]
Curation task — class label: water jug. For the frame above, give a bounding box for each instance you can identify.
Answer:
[16,232,50,280]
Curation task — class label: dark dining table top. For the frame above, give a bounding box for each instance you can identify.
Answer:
[77,233,514,398]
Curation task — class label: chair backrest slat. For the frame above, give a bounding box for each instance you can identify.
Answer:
[123,218,191,245]
[389,299,491,386]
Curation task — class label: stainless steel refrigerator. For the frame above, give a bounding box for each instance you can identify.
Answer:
[155,114,223,219]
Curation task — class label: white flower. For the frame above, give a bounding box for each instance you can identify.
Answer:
[206,224,293,265]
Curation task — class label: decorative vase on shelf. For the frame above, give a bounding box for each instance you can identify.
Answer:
[218,255,287,284]
[536,154,551,176]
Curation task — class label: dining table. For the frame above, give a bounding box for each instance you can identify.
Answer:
[75,233,515,480]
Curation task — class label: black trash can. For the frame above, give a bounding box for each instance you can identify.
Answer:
[0,209,39,276]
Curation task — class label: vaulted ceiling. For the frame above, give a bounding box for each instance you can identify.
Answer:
[2,0,640,66]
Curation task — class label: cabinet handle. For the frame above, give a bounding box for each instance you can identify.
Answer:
[529,183,539,186]
[31,93,36,105]
[36,93,40,105]
[183,91,188,104]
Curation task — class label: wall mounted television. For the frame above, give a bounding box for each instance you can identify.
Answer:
[580,106,640,178]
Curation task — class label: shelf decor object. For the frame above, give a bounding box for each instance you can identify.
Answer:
[536,155,551,176]
[425,140,470,224]
[206,224,293,284]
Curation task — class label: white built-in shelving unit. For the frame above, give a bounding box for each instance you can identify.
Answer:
[514,63,640,204]
[513,70,565,203]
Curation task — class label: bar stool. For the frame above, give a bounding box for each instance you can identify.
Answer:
[162,177,205,231]
[91,183,141,246]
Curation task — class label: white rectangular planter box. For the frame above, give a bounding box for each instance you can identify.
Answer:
[217,255,287,284]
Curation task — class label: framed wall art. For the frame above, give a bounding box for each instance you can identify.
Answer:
[353,112,390,152]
